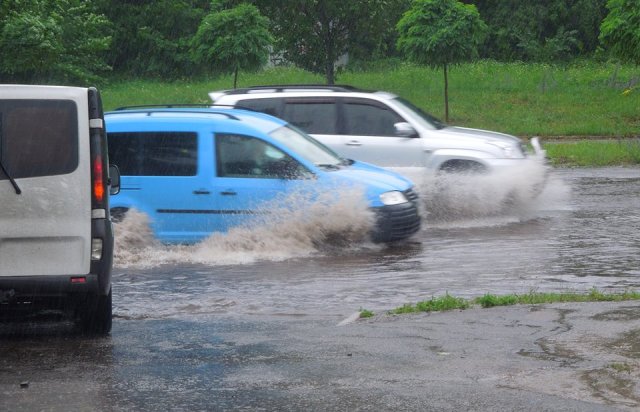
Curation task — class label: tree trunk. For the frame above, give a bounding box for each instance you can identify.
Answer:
[443,63,449,123]
[325,61,335,85]
[233,67,239,89]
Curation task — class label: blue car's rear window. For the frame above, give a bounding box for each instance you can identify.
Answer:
[109,132,198,176]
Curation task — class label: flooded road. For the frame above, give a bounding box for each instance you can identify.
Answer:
[112,166,640,320]
[3,166,640,412]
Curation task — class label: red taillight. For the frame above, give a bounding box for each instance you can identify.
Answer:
[70,276,87,284]
[93,155,104,202]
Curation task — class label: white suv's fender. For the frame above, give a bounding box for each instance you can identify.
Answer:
[424,148,497,172]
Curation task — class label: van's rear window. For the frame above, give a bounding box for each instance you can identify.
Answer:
[108,132,197,176]
[0,100,78,179]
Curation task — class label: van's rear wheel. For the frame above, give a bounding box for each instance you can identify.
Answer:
[77,288,112,335]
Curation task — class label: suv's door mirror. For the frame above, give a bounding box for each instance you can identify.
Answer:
[394,122,419,138]
[109,164,121,195]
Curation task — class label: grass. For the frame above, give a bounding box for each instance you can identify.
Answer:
[543,138,640,166]
[389,293,470,315]
[359,309,375,319]
[101,60,640,138]
[475,289,640,308]
[608,362,633,374]
[381,289,640,317]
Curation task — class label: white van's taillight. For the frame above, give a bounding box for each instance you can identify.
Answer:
[91,238,103,260]
[93,154,105,204]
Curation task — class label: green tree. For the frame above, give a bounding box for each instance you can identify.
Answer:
[599,0,640,64]
[95,0,210,79]
[0,0,111,84]
[467,0,607,62]
[254,0,395,85]
[191,3,272,88]
[397,0,486,122]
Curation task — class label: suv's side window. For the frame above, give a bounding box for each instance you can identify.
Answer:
[216,133,303,179]
[108,132,197,176]
[281,98,337,134]
[235,98,281,117]
[342,98,404,137]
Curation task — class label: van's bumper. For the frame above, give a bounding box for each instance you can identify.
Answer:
[371,201,421,243]
[0,274,100,308]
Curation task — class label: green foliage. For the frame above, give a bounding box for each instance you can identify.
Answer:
[474,289,640,308]
[475,294,517,308]
[391,289,640,314]
[359,309,375,318]
[0,0,111,84]
[397,0,487,121]
[191,3,272,88]
[95,0,210,79]
[389,293,470,314]
[396,0,487,68]
[599,0,640,64]
[255,0,396,84]
[470,0,607,62]
[608,362,633,373]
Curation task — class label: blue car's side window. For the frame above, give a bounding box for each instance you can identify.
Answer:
[216,133,304,179]
[109,132,197,176]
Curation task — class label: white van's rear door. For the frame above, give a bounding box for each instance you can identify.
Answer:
[0,85,91,277]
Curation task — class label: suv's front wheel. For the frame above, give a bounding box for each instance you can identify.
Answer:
[438,159,487,174]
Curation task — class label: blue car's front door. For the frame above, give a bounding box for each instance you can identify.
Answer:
[211,133,310,232]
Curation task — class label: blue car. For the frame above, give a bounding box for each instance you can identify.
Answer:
[105,107,421,243]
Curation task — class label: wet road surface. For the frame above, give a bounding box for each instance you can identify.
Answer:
[112,167,640,320]
[1,167,639,411]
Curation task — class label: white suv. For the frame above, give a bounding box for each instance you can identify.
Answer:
[209,85,546,175]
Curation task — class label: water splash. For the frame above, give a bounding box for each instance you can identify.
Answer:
[393,160,568,224]
[113,188,378,268]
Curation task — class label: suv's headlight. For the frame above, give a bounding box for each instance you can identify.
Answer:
[380,191,408,205]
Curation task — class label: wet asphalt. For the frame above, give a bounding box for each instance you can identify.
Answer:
[1,167,640,411]
[1,301,639,411]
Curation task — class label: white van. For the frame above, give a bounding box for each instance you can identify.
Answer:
[0,85,120,334]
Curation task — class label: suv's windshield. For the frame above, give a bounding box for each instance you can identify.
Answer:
[393,97,447,130]
[269,125,343,167]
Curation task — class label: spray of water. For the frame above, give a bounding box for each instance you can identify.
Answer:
[392,159,569,226]
[113,187,377,268]
[113,161,571,268]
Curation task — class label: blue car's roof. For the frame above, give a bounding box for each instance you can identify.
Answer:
[104,107,288,135]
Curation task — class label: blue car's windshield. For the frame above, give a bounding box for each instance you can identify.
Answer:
[269,125,342,167]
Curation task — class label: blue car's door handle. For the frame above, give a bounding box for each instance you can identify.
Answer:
[220,190,237,196]
[193,189,211,195]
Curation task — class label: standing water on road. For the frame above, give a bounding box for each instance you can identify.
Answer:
[112,167,640,320]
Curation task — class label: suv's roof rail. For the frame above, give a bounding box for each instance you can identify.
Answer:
[108,105,241,120]
[113,104,212,111]
[224,84,363,94]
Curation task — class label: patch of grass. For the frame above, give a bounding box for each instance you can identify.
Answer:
[475,294,518,308]
[545,139,640,166]
[608,362,633,374]
[389,293,470,315]
[391,289,640,314]
[101,60,640,138]
[359,309,374,318]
